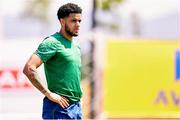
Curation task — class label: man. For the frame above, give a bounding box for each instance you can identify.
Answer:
[23,3,83,119]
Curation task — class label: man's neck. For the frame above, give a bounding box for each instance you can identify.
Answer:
[59,30,72,41]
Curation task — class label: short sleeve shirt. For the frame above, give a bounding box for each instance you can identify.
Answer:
[35,32,82,103]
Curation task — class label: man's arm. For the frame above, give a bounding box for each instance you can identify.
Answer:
[23,54,49,95]
[23,54,69,108]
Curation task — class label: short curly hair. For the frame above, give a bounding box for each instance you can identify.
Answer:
[57,3,82,20]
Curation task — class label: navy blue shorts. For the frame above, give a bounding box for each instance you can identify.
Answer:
[42,97,82,119]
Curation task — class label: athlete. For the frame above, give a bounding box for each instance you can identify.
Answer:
[23,3,83,119]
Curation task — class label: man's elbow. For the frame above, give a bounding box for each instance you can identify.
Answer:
[23,64,30,76]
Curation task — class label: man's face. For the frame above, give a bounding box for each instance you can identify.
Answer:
[62,13,82,37]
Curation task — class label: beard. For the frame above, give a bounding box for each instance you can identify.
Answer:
[65,24,78,37]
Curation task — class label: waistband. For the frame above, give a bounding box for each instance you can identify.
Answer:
[44,96,80,105]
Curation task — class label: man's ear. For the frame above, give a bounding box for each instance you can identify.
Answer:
[60,18,65,27]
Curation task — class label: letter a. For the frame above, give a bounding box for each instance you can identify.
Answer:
[155,90,168,106]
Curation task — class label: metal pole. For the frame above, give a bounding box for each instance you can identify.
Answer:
[90,0,96,118]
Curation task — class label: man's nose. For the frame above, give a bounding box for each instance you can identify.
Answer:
[76,21,80,27]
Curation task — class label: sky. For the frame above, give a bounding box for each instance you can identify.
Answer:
[125,0,180,19]
[0,0,179,20]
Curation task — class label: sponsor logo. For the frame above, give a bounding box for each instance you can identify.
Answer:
[175,50,180,80]
[0,69,32,88]
[155,50,180,106]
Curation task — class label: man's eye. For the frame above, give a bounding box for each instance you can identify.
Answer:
[72,20,81,23]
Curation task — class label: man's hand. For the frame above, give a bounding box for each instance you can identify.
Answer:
[46,92,69,108]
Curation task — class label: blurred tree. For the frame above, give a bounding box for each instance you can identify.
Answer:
[97,0,124,11]
[95,0,124,32]
[22,0,49,22]
[21,0,50,36]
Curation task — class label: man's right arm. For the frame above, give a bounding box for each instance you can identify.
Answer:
[23,54,69,108]
[23,54,49,95]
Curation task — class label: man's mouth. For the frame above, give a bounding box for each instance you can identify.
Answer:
[75,29,79,33]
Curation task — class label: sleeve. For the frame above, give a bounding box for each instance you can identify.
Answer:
[34,37,57,63]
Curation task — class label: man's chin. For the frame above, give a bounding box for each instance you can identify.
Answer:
[73,34,78,37]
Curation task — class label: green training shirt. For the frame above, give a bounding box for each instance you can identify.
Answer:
[35,32,82,103]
